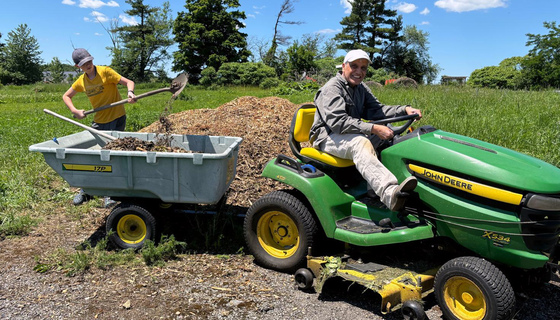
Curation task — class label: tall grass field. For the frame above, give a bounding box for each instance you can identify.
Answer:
[0,83,558,238]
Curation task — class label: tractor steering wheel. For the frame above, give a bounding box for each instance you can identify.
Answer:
[371,113,420,136]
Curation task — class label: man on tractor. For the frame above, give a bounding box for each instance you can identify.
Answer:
[310,49,422,212]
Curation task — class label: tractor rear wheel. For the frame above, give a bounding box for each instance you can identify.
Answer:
[243,190,317,273]
[434,256,515,320]
[106,203,156,250]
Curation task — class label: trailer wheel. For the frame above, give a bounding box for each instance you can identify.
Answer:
[295,268,314,290]
[434,256,515,320]
[106,203,156,250]
[244,190,317,273]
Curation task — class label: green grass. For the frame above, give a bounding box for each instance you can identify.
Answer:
[0,83,558,242]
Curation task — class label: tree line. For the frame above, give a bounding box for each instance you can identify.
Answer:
[0,0,558,89]
[468,21,560,90]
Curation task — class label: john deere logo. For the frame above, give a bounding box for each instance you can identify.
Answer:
[408,164,522,205]
[421,169,474,191]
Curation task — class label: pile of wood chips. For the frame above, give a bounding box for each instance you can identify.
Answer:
[140,96,308,208]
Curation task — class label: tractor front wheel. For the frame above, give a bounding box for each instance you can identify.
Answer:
[106,203,156,250]
[434,256,515,320]
[243,190,317,273]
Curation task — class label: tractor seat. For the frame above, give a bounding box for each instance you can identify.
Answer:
[289,103,354,168]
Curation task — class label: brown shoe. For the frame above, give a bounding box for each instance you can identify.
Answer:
[389,176,417,212]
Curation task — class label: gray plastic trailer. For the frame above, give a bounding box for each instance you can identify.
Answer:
[30,130,243,248]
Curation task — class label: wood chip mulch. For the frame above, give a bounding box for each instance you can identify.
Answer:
[139,96,307,208]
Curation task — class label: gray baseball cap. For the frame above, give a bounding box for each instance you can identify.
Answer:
[72,48,94,67]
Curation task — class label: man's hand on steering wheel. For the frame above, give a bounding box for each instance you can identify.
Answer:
[405,105,422,119]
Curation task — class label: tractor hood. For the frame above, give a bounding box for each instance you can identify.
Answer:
[384,129,560,194]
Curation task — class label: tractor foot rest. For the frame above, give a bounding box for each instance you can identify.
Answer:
[336,216,414,233]
[379,218,395,229]
[336,216,385,234]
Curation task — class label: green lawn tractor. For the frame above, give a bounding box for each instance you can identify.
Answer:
[243,103,560,320]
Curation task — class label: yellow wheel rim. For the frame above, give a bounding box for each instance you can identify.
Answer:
[257,211,299,259]
[116,214,147,244]
[443,276,487,320]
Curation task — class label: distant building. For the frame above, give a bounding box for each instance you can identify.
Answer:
[441,76,467,85]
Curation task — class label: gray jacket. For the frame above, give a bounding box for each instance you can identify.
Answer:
[310,73,408,146]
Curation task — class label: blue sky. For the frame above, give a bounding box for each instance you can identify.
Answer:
[1,0,559,80]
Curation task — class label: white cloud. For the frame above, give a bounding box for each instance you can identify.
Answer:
[420,8,430,15]
[340,0,352,14]
[420,21,430,25]
[394,2,417,13]
[78,0,119,9]
[94,32,103,36]
[120,14,139,26]
[316,28,340,34]
[247,14,256,19]
[434,0,507,13]
[84,11,108,23]
[62,0,76,5]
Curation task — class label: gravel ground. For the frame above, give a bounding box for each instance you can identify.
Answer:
[1,203,559,320]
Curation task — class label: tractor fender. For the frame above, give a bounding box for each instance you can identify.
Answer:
[261,155,355,237]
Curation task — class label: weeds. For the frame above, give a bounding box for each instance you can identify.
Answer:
[140,235,187,266]
[33,234,186,276]
[0,212,37,237]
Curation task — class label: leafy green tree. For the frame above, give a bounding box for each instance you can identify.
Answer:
[286,40,316,78]
[173,0,251,83]
[109,0,174,82]
[521,21,560,89]
[319,37,338,59]
[47,57,65,83]
[334,0,400,63]
[0,24,43,85]
[202,62,276,86]
[384,26,440,84]
[468,57,523,89]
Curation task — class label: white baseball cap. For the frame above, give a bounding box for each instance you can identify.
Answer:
[343,49,371,64]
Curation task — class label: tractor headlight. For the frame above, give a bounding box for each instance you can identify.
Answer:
[526,194,560,211]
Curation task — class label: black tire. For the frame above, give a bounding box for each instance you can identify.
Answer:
[106,203,157,250]
[295,268,314,290]
[243,190,317,273]
[402,300,426,320]
[434,256,515,320]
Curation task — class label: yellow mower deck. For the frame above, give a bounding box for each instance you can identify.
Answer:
[306,255,438,315]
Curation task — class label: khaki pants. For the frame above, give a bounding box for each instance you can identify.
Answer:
[315,133,397,207]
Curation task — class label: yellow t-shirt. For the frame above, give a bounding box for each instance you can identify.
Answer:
[72,65,126,124]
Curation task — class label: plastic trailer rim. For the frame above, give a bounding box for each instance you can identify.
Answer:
[107,203,157,250]
[117,214,148,244]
